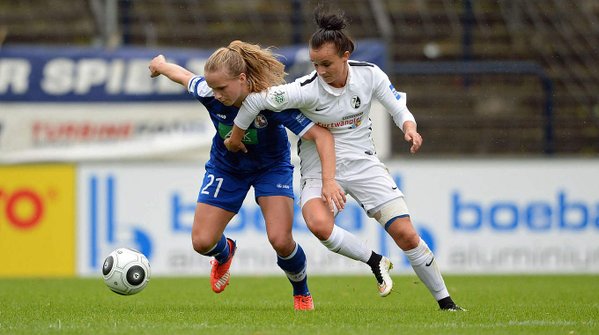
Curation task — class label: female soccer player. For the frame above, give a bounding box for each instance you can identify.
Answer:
[225,8,464,311]
[149,40,345,310]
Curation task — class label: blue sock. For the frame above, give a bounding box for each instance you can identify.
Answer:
[277,243,310,296]
[203,235,230,264]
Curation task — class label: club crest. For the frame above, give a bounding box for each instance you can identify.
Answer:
[253,114,268,128]
[351,95,361,109]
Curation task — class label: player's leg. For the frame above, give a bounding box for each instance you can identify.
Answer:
[191,202,235,257]
[387,218,446,297]
[302,196,371,261]
[301,178,393,297]
[253,164,314,310]
[258,195,313,310]
[192,165,248,293]
[354,161,464,310]
[191,202,238,293]
[385,214,463,310]
[254,163,313,310]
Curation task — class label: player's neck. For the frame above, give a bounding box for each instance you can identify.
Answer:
[234,90,250,108]
[329,64,349,88]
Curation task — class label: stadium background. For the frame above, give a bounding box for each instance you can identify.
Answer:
[0,0,598,278]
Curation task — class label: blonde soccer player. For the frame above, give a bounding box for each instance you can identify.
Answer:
[149,40,345,310]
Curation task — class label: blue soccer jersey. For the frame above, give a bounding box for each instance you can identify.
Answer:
[187,75,314,174]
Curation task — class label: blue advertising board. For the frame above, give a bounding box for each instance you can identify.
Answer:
[0,40,385,102]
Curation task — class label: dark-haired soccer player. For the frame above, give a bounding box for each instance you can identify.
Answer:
[226,6,464,311]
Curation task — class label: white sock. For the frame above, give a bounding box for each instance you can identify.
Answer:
[404,238,449,301]
[320,225,371,263]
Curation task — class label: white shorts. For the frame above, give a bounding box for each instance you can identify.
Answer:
[300,157,406,216]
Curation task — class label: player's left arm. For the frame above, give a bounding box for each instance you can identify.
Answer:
[373,67,422,154]
[149,55,194,88]
[402,120,422,154]
[301,125,346,212]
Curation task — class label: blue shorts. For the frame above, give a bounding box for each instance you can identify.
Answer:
[197,163,294,213]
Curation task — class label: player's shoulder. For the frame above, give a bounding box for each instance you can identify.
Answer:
[294,71,319,87]
[349,60,387,83]
[348,60,376,68]
[348,60,383,74]
[188,75,213,97]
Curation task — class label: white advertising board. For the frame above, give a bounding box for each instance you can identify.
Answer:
[0,103,214,163]
[76,159,599,277]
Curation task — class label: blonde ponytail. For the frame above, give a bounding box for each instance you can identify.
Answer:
[204,40,286,93]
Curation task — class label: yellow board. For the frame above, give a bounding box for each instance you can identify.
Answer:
[0,165,75,277]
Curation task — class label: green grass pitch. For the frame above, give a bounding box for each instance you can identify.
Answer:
[0,275,597,334]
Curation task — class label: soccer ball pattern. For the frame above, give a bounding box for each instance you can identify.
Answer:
[102,248,151,295]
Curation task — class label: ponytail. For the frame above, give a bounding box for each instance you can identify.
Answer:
[310,4,355,56]
[204,40,286,93]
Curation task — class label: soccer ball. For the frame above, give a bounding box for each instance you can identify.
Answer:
[102,248,151,295]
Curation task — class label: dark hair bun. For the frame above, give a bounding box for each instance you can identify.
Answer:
[314,6,346,31]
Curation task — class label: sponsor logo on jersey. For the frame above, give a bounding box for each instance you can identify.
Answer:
[269,89,287,106]
[342,112,363,121]
[217,114,227,119]
[253,114,268,129]
[318,112,364,129]
[351,117,363,129]
[351,96,361,109]
[217,123,258,144]
[318,116,362,129]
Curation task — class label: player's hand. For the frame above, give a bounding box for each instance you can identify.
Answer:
[224,138,248,153]
[321,178,346,213]
[149,55,166,78]
[404,129,423,154]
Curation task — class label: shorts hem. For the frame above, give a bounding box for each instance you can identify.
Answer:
[197,200,240,214]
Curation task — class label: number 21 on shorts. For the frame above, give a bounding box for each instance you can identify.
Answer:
[201,174,224,198]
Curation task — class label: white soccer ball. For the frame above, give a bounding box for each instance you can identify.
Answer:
[102,248,151,295]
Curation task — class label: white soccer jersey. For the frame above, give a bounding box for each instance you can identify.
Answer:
[235,61,416,179]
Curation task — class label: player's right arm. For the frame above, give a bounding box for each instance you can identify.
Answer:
[149,55,194,88]
[301,125,346,212]
[234,83,307,129]
[226,82,311,153]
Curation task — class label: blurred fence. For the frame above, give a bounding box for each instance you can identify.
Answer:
[0,0,597,156]
[391,60,554,155]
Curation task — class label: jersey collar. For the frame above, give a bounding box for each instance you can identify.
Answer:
[318,61,353,96]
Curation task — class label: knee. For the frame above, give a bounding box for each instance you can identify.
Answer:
[268,233,294,256]
[191,232,218,255]
[302,201,335,240]
[388,217,420,250]
[305,216,333,240]
[262,216,295,255]
[401,230,420,250]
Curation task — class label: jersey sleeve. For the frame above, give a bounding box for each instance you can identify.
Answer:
[234,82,309,130]
[270,109,315,138]
[372,66,416,132]
[187,75,213,99]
